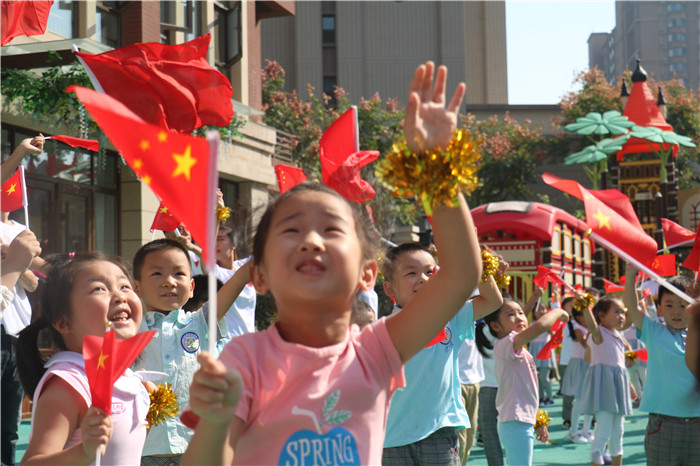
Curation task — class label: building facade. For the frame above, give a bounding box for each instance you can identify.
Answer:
[588,1,700,89]
[2,1,294,261]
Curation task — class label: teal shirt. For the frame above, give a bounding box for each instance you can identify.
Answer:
[384,301,474,447]
[639,314,700,417]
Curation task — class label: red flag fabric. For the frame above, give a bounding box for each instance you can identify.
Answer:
[150,201,181,232]
[319,107,379,203]
[50,135,99,152]
[682,232,700,273]
[69,85,217,264]
[274,164,307,194]
[536,319,566,360]
[542,172,658,268]
[533,265,568,288]
[591,188,643,232]
[650,254,676,277]
[661,218,695,249]
[1,0,53,46]
[425,328,447,348]
[635,348,648,362]
[75,34,233,134]
[0,166,26,213]
[83,330,154,414]
[602,278,625,293]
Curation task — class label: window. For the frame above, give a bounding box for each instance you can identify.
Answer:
[161,1,200,43]
[668,33,686,42]
[48,1,75,38]
[96,2,121,48]
[667,2,685,12]
[668,17,685,27]
[669,47,686,56]
[670,62,687,72]
[322,16,335,45]
[214,2,242,69]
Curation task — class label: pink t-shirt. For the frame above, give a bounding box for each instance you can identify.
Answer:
[493,331,538,424]
[187,318,405,465]
[589,325,626,369]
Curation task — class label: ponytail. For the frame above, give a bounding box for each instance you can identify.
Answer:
[562,297,576,341]
[475,321,494,358]
[16,317,64,399]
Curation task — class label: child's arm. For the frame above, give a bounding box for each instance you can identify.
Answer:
[513,308,569,350]
[385,62,480,363]
[686,301,700,380]
[215,260,253,321]
[523,286,544,318]
[181,352,243,465]
[582,296,603,345]
[22,378,112,465]
[623,263,644,330]
[472,275,504,321]
[1,230,41,290]
[1,135,44,184]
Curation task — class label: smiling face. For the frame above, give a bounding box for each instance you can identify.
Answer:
[598,298,627,331]
[216,228,235,264]
[490,300,529,338]
[57,261,142,352]
[251,190,375,315]
[658,292,690,330]
[383,249,436,308]
[135,247,194,313]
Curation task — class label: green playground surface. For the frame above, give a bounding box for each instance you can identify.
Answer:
[16,381,649,465]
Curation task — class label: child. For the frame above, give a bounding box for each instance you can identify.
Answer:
[623,265,700,466]
[181,61,482,465]
[132,238,251,464]
[528,303,556,407]
[578,295,632,466]
[474,320,503,466]
[380,243,503,465]
[16,253,148,465]
[559,296,575,426]
[561,305,594,444]
[687,300,700,381]
[475,298,567,466]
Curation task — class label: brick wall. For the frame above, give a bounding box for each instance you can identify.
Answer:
[121,1,161,46]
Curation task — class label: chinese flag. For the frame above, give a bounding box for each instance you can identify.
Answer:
[543,173,658,268]
[75,34,233,133]
[682,232,700,273]
[661,218,695,249]
[635,348,648,362]
[150,201,181,232]
[274,164,307,194]
[650,254,676,277]
[50,135,99,152]
[533,265,568,288]
[83,330,154,414]
[69,85,217,264]
[537,319,566,360]
[319,107,379,203]
[602,278,625,293]
[1,0,53,46]
[425,327,448,348]
[0,166,26,213]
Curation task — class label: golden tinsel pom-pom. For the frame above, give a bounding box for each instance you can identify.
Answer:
[147,383,179,429]
[495,274,511,289]
[625,351,638,363]
[481,249,499,282]
[534,409,550,429]
[573,293,595,312]
[217,206,232,223]
[375,129,482,215]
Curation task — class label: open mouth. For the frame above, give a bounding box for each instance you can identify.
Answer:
[296,259,325,274]
[161,291,178,298]
[109,310,131,323]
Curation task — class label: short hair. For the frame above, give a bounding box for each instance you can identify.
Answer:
[218,224,235,244]
[380,242,432,282]
[657,275,691,304]
[592,295,623,323]
[184,274,224,312]
[132,238,191,281]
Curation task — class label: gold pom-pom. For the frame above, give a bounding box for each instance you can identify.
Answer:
[573,293,595,312]
[375,128,482,215]
[147,383,179,429]
[625,351,638,363]
[534,409,550,429]
[481,248,499,282]
[495,274,511,289]
[217,206,232,223]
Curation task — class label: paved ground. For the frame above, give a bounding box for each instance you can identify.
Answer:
[16,381,649,465]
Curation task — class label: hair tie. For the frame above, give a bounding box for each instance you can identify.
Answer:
[68,252,75,259]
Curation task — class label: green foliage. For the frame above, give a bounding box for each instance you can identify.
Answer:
[559,68,622,125]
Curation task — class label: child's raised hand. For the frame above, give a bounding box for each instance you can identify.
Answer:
[189,352,243,425]
[80,406,112,459]
[404,61,465,153]
[686,278,700,300]
[535,425,549,443]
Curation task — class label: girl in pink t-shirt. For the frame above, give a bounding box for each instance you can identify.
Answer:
[16,253,149,465]
[475,299,568,466]
[182,61,483,466]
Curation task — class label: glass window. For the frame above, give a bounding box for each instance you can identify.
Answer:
[215,3,241,67]
[96,2,121,48]
[322,16,335,44]
[668,17,685,27]
[668,32,686,42]
[94,192,118,254]
[670,62,687,72]
[669,47,686,57]
[94,152,119,189]
[48,1,75,38]
[1,128,11,160]
[667,2,685,12]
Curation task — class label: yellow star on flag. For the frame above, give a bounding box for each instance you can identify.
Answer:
[160,206,169,214]
[158,131,168,142]
[5,183,17,195]
[172,145,197,181]
[134,159,143,170]
[143,175,152,185]
[593,209,611,230]
[97,351,109,370]
[139,140,150,151]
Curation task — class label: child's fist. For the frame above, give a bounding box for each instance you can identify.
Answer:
[189,352,243,425]
[80,406,113,458]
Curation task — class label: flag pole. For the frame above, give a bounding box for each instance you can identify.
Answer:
[205,131,220,355]
[19,166,29,229]
[588,231,697,304]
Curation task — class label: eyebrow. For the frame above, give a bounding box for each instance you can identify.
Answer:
[275,210,348,226]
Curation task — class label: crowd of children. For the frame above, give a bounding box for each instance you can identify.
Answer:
[2,59,700,466]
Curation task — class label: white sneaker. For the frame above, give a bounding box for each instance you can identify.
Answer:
[566,430,589,444]
[583,431,594,442]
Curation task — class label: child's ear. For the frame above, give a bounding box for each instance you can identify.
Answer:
[187,278,194,299]
[383,279,395,298]
[53,316,71,335]
[358,261,378,291]
[251,263,269,294]
[134,280,143,297]
[488,320,501,335]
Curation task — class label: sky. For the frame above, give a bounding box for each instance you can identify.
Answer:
[506,0,616,105]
